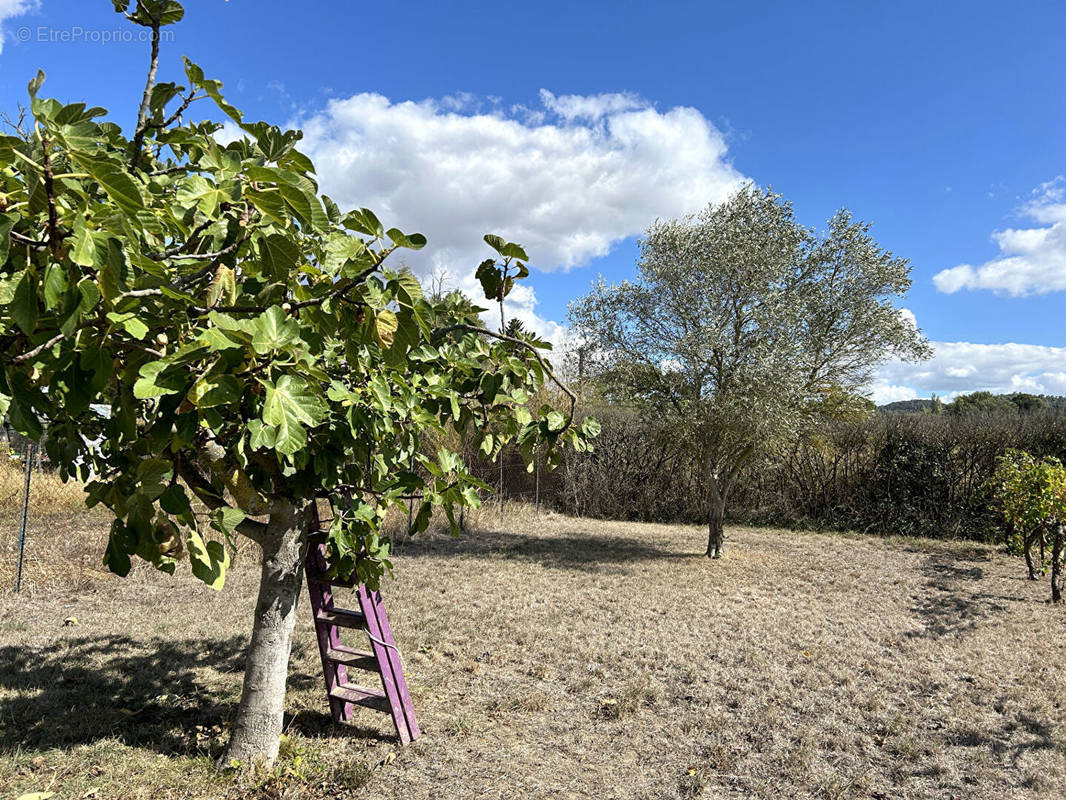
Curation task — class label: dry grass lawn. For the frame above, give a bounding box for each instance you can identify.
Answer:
[1,494,1065,799]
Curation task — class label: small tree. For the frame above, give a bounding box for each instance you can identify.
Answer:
[946,391,1018,416]
[570,185,929,557]
[990,449,1066,602]
[0,1,594,766]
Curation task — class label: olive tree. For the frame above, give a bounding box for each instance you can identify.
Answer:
[570,185,929,557]
[0,1,594,767]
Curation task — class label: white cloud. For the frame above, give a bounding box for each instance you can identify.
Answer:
[867,383,918,405]
[0,0,36,54]
[214,120,244,146]
[537,89,645,122]
[1024,177,1066,224]
[933,177,1066,296]
[292,89,743,346]
[875,341,1066,400]
[296,90,744,281]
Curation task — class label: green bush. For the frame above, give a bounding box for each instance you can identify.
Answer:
[988,449,1066,601]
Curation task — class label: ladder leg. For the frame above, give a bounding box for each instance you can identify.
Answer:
[367,586,421,742]
[306,507,354,723]
[358,584,413,744]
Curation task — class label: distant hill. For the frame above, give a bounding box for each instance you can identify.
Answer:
[879,393,1066,415]
[880,399,940,414]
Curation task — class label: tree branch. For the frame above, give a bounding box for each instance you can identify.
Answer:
[121,259,379,317]
[154,241,240,263]
[147,230,246,263]
[12,332,64,364]
[9,230,48,250]
[147,205,254,264]
[431,324,578,429]
[144,92,205,131]
[0,105,28,140]
[130,13,162,170]
[152,219,214,259]
[326,484,425,502]
[147,164,196,177]
[11,317,114,365]
[175,453,270,544]
[39,134,61,256]
[290,266,377,311]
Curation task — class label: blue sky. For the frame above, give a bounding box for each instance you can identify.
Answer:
[2,1,1065,401]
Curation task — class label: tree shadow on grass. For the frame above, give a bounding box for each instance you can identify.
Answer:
[0,634,244,756]
[399,528,693,573]
[946,712,1066,769]
[0,634,386,757]
[907,551,1017,639]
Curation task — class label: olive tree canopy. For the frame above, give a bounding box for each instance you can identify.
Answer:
[570,185,930,557]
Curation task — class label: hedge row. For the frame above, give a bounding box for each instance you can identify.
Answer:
[506,408,1066,541]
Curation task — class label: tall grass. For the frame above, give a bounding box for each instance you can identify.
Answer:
[0,445,87,518]
[0,446,106,593]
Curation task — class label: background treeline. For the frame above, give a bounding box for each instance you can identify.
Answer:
[881,391,1066,416]
[487,392,1066,542]
[10,390,1066,543]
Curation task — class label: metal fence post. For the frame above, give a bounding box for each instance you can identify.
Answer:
[535,447,541,516]
[498,457,504,518]
[13,443,34,593]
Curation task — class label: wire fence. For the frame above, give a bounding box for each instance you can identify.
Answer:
[1,425,570,593]
[467,452,551,510]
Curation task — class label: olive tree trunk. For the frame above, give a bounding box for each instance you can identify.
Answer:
[706,475,726,559]
[704,448,752,559]
[221,501,310,767]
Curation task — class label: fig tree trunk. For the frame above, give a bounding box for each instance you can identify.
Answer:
[706,475,726,559]
[221,501,310,767]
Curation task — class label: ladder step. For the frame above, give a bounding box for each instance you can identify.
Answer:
[315,608,367,629]
[330,683,391,713]
[326,645,379,672]
[307,572,357,588]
